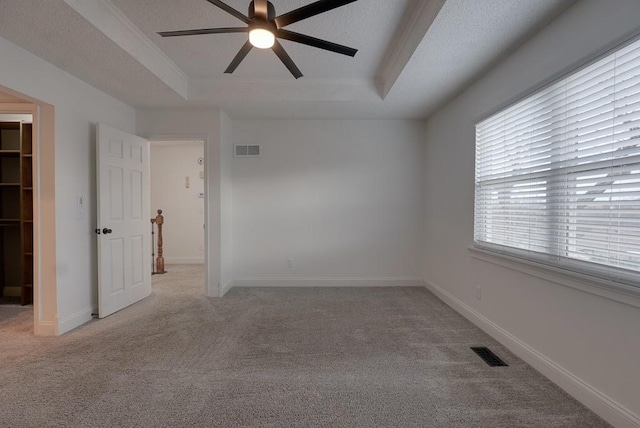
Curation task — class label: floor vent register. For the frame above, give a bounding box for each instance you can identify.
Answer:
[471,346,509,367]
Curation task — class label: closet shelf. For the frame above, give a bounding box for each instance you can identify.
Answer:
[0,121,33,306]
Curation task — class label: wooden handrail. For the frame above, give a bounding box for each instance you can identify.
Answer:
[150,209,166,274]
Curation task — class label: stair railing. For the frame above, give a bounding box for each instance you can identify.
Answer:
[150,209,166,274]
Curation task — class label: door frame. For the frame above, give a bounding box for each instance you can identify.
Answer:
[147,134,211,296]
[0,86,58,336]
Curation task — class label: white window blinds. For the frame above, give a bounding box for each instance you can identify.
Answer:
[475,36,640,286]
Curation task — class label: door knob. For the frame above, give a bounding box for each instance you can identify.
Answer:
[102,228,112,234]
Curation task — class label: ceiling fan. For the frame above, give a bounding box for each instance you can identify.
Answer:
[158,0,358,79]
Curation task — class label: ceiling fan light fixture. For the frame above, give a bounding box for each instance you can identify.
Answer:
[249,27,275,49]
[158,0,359,78]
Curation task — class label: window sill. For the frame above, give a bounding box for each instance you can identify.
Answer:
[468,246,640,309]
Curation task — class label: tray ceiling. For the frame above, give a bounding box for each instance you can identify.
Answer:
[0,0,576,118]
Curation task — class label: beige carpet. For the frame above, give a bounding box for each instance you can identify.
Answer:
[0,265,608,427]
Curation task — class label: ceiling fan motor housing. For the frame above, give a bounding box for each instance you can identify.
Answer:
[248,0,277,36]
[248,1,276,20]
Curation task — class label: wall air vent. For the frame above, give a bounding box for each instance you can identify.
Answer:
[471,347,508,367]
[234,144,261,157]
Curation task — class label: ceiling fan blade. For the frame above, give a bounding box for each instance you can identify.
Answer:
[158,27,248,37]
[275,29,357,57]
[225,41,254,74]
[253,0,269,19]
[274,0,357,28]
[205,0,250,24]
[272,40,303,79]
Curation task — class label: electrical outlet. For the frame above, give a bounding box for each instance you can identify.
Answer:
[475,285,482,301]
[287,258,293,268]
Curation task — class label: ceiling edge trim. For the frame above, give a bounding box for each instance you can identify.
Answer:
[62,0,189,100]
[150,140,204,147]
[375,0,447,99]
[188,77,378,102]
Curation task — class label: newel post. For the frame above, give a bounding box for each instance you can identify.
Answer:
[151,209,166,274]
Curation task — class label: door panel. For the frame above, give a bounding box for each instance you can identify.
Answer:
[131,235,144,285]
[109,239,125,293]
[97,123,151,318]
[109,167,124,220]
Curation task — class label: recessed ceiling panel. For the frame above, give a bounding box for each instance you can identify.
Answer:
[0,0,578,118]
[111,0,407,79]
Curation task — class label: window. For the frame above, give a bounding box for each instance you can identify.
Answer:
[474,36,640,287]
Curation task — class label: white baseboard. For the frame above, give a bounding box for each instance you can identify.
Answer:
[220,280,233,297]
[233,277,424,288]
[58,305,96,335]
[424,279,640,428]
[164,257,204,265]
[34,321,57,336]
[206,283,219,298]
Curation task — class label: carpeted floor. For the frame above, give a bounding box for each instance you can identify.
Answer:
[0,265,608,427]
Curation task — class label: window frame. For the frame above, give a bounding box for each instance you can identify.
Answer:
[472,30,640,301]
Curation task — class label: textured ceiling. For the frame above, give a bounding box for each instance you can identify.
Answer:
[0,0,577,119]
[111,0,402,79]
[0,0,186,106]
[383,0,578,119]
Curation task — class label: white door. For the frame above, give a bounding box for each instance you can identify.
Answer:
[96,123,151,318]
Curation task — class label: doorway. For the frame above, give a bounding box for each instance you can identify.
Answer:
[0,86,57,336]
[149,140,206,293]
[0,113,33,308]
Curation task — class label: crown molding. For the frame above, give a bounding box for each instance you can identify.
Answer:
[188,77,378,102]
[376,0,446,99]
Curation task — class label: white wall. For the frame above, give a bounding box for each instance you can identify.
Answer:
[136,109,221,296]
[0,36,136,334]
[231,120,425,285]
[150,142,204,264]
[423,0,640,426]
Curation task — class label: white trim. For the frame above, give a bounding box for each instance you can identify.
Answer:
[58,305,96,335]
[0,103,33,113]
[164,257,205,265]
[424,278,640,428]
[0,92,58,338]
[469,246,640,309]
[34,321,57,336]
[150,140,203,147]
[233,277,424,288]
[375,0,446,98]
[33,104,57,337]
[220,280,234,297]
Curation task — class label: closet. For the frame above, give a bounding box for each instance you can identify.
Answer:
[0,121,33,305]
